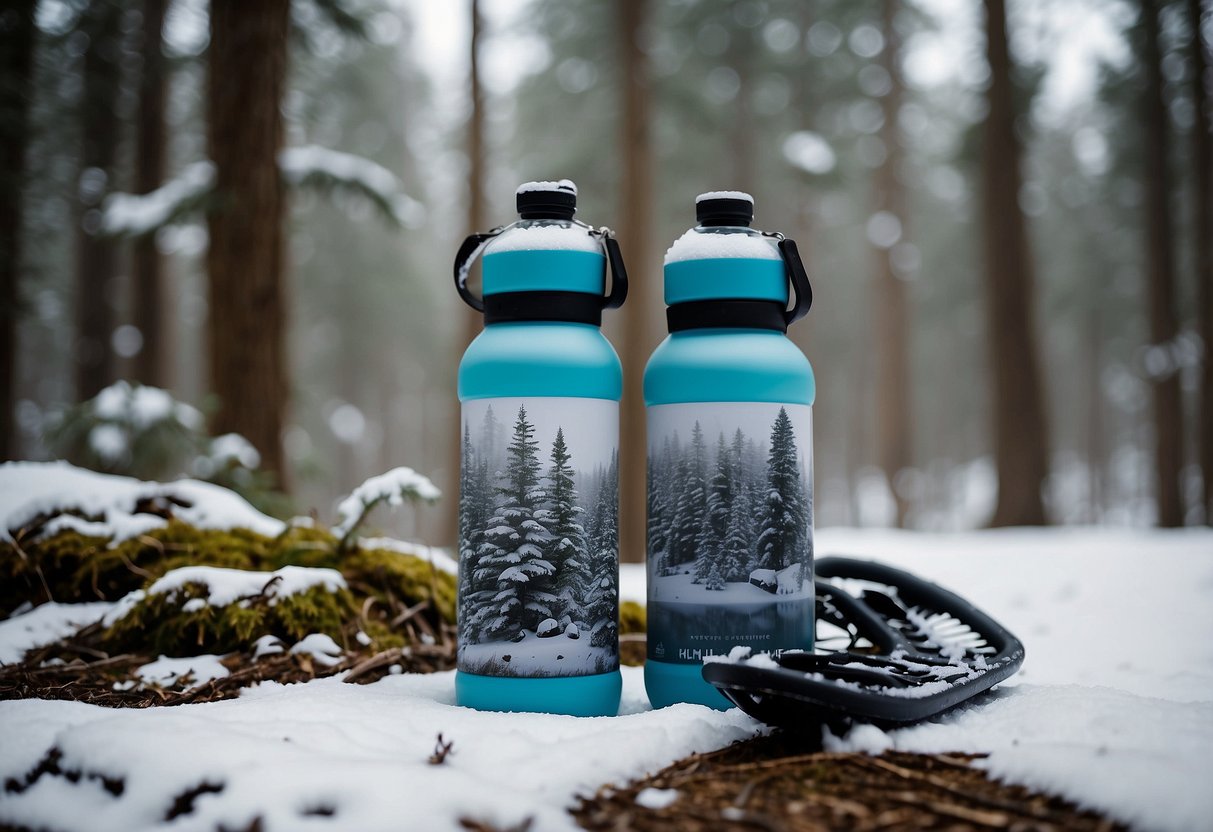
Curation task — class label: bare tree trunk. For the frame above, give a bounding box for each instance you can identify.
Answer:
[75,1,123,402]
[206,0,291,487]
[1192,0,1213,524]
[618,0,653,563]
[1142,0,1185,527]
[132,0,168,388]
[0,0,36,460]
[981,0,1050,527]
[873,0,912,527]
[446,0,488,547]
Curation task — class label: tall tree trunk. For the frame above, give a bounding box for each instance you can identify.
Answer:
[0,0,36,460]
[206,1,291,486]
[618,0,653,563]
[75,1,124,402]
[1142,0,1185,527]
[132,0,169,388]
[1192,0,1213,524]
[873,0,912,527]
[981,0,1050,527]
[448,0,487,546]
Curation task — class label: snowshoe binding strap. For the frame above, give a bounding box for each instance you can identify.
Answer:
[701,557,1025,729]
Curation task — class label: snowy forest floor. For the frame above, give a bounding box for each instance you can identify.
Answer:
[1,501,1210,830]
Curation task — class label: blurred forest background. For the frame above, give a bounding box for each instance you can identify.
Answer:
[0,0,1210,561]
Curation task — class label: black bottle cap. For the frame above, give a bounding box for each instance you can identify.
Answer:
[516,180,578,220]
[695,191,755,227]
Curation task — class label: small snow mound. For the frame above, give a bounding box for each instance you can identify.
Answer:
[252,635,285,659]
[635,787,680,810]
[696,190,753,204]
[564,623,580,640]
[536,618,560,638]
[290,633,344,666]
[516,179,577,195]
[136,654,230,688]
[0,602,113,665]
[0,461,285,544]
[103,565,346,626]
[748,569,777,593]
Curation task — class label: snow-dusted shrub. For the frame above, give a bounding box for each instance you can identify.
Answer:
[103,565,353,656]
[42,381,282,513]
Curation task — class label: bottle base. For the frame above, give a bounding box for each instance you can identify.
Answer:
[455,669,622,716]
[645,660,733,711]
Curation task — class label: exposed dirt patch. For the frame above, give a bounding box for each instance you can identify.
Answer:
[573,733,1123,831]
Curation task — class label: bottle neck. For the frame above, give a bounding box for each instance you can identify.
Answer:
[666,299,788,334]
[483,290,604,327]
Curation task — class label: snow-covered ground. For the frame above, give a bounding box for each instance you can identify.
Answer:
[2,526,1211,831]
[0,667,757,832]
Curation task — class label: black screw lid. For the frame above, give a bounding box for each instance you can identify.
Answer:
[516,180,578,220]
[695,190,755,227]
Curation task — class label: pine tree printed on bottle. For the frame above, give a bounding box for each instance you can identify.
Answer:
[646,401,813,664]
[458,396,619,677]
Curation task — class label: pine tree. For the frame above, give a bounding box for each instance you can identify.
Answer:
[457,421,480,640]
[545,427,588,617]
[756,408,808,572]
[480,405,502,475]
[646,457,663,555]
[647,435,676,559]
[585,450,619,648]
[670,422,708,567]
[703,550,726,591]
[720,484,752,582]
[706,433,733,542]
[730,428,746,488]
[693,530,719,584]
[466,405,555,641]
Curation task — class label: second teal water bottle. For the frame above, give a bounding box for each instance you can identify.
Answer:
[643,191,815,709]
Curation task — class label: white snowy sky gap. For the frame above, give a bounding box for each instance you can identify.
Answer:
[463,397,618,474]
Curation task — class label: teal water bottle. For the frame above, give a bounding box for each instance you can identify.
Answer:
[644,191,815,710]
[453,180,627,716]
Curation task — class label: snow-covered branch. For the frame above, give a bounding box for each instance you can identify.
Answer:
[100,161,216,238]
[278,145,424,228]
[99,146,422,238]
[333,467,441,553]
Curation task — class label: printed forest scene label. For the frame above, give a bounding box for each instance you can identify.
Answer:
[647,402,814,664]
[458,397,619,678]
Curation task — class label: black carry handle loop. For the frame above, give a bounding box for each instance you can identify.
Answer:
[777,238,813,326]
[598,230,629,310]
[454,224,627,314]
[453,228,504,313]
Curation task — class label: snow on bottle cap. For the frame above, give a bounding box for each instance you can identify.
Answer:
[695,191,755,227]
[516,179,578,196]
[516,180,578,221]
[695,190,752,204]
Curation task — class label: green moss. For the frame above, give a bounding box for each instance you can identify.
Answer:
[342,547,456,624]
[619,600,646,635]
[104,581,355,656]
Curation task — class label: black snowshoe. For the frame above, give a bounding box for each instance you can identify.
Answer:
[701,557,1025,729]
